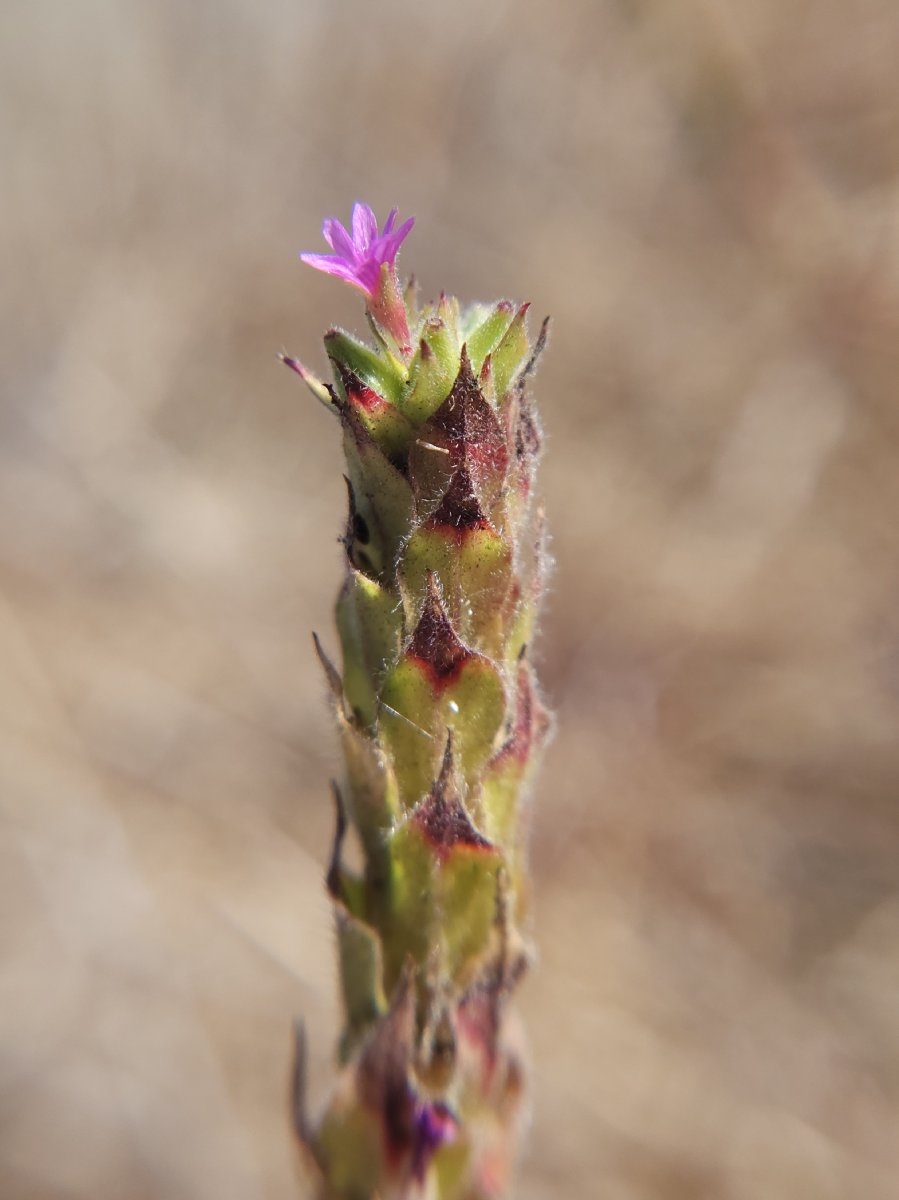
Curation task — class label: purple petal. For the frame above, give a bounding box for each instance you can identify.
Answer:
[300,204,415,301]
[352,202,378,252]
[321,217,356,262]
[374,216,415,266]
[352,259,383,295]
[299,251,367,290]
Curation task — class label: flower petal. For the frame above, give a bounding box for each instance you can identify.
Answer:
[375,216,415,266]
[322,217,356,261]
[352,202,378,252]
[300,205,414,303]
[352,259,383,295]
[299,252,367,290]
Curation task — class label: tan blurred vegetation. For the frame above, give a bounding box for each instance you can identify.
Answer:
[4,1,899,1197]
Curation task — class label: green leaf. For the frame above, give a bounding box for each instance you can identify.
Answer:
[337,714,399,871]
[382,819,437,984]
[444,656,506,788]
[342,409,415,579]
[491,302,531,400]
[335,909,387,1062]
[378,657,442,808]
[464,300,516,375]
[479,761,521,852]
[316,1102,383,1200]
[400,316,461,425]
[479,657,549,857]
[336,571,403,729]
[325,328,405,406]
[439,842,501,982]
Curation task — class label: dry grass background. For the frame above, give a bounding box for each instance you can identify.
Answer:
[4,1,899,1197]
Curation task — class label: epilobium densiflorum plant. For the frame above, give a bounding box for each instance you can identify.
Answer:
[286,203,550,1200]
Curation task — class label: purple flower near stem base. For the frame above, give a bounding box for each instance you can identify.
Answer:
[411,1100,458,1184]
[301,202,414,299]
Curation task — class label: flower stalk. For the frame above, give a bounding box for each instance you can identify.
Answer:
[289,204,550,1200]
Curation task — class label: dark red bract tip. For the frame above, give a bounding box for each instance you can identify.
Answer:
[413,735,493,861]
[408,577,469,684]
[431,465,489,531]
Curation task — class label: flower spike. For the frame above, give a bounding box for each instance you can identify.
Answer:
[291,208,550,1200]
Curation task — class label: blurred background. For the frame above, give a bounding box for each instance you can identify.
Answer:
[4,1,899,1196]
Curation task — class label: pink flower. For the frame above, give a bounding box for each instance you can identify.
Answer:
[300,202,415,299]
